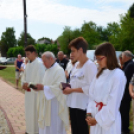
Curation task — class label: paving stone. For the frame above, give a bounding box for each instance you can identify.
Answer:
[0,78,72,134]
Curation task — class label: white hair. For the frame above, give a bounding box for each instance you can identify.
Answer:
[123,51,134,58]
[42,51,55,59]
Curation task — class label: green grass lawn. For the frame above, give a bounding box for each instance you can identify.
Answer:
[0,66,24,92]
[0,66,133,133]
[0,67,15,84]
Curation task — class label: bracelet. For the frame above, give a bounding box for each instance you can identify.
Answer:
[86,113,92,118]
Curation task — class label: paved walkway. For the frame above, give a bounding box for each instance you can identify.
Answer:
[0,109,11,134]
[0,78,25,134]
[0,78,71,134]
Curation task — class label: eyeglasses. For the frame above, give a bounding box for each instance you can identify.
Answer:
[95,56,105,62]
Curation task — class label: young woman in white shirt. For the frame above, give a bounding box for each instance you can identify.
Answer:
[63,37,97,134]
[85,42,126,134]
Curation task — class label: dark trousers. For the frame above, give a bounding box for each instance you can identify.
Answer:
[69,107,89,134]
[120,100,131,133]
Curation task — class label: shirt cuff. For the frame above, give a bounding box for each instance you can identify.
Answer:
[82,87,89,96]
[44,86,55,100]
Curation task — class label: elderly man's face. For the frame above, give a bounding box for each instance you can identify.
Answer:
[42,56,52,68]
[122,53,129,63]
[58,53,64,61]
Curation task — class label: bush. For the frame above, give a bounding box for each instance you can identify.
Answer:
[7,46,25,57]
[35,44,58,56]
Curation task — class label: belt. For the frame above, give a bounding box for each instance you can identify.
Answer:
[95,101,106,111]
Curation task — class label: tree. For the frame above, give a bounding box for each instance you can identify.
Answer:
[37,37,51,43]
[107,22,121,48]
[118,12,134,51]
[35,44,47,56]
[57,26,72,54]
[108,12,134,52]
[71,29,82,39]
[129,3,134,18]
[18,32,36,47]
[0,27,17,57]
[81,21,101,49]
[96,26,110,42]
[45,44,58,56]
[35,44,58,56]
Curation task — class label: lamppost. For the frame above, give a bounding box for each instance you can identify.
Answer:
[23,0,27,47]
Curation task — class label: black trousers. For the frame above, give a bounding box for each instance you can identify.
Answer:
[69,107,89,134]
[120,100,131,133]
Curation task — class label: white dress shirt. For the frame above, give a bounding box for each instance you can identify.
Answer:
[66,59,97,110]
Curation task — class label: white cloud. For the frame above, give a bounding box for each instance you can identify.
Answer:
[87,0,133,5]
[98,0,133,3]
[0,0,131,27]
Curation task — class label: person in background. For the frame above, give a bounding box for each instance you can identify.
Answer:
[64,54,69,60]
[14,54,23,89]
[129,75,134,133]
[20,57,29,72]
[65,53,77,82]
[120,50,134,134]
[63,37,97,134]
[64,54,67,59]
[20,57,29,85]
[56,51,69,70]
[119,53,123,69]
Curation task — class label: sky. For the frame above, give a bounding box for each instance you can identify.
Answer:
[0,0,133,41]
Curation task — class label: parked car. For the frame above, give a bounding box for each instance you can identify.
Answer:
[0,57,17,65]
[0,57,7,64]
[86,50,95,61]
[6,57,17,64]
[86,50,122,62]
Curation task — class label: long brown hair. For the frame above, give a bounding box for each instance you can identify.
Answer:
[95,42,120,78]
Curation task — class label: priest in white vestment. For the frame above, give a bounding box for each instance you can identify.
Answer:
[22,45,46,134]
[36,51,70,134]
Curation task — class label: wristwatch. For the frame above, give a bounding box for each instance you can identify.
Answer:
[86,113,92,118]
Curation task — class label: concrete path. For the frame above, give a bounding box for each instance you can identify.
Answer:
[0,78,71,134]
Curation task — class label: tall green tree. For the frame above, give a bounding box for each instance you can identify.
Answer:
[0,27,17,57]
[18,32,36,47]
[57,26,72,54]
[129,3,134,18]
[81,21,101,49]
[108,12,134,51]
[107,22,121,48]
[96,26,111,42]
[118,12,134,51]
